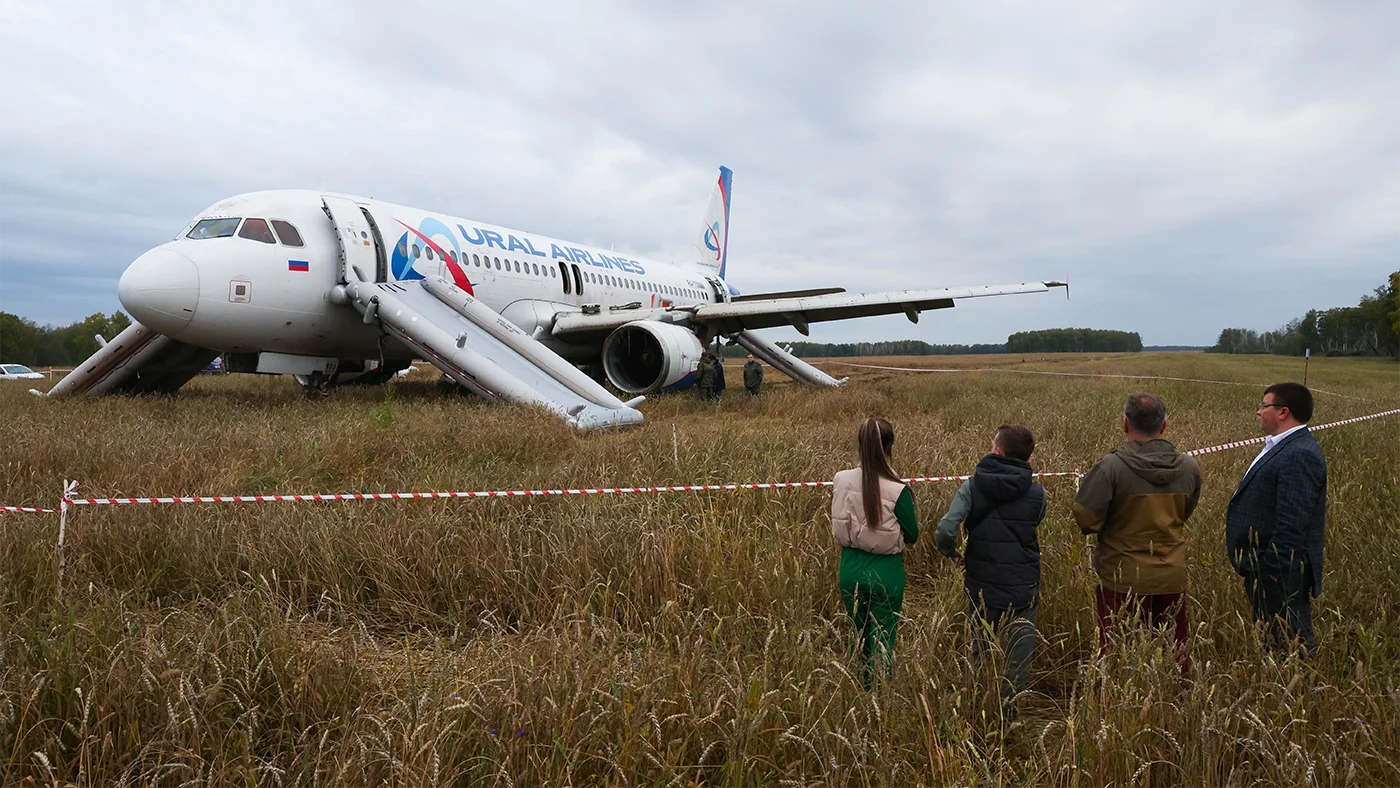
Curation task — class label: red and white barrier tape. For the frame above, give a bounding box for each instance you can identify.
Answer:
[820,361,1360,399]
[1184,408,1400,457]
[3,410,1393,514]
[61,471,1084,507]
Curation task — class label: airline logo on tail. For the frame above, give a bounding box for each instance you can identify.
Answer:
[703,221,722,259]
[692,166,732,279]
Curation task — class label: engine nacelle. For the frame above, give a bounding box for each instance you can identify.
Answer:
[602,320,705,393]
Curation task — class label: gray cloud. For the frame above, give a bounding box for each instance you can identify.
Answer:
[1,1,1395,345]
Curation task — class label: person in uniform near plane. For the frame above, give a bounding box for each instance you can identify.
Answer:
[1072,392,1201,673]
[744,354,764,396]
[713,350,727,398]
[936,424,1045,720]
[830,417,918,689]
[1226,382,1326,656]
[696,352,717,400]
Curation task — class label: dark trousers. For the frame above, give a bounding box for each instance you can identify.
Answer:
[745,383,760,396]
[969,597,1038,711]
[1095,587,1189,674]
[1245,570,1315,656]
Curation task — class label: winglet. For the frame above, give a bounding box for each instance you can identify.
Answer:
[1044,277,1069,300]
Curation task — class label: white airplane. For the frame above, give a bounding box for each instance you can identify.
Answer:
[46,167,1064,428]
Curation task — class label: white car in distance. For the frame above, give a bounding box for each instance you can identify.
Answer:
[1,364,45,380]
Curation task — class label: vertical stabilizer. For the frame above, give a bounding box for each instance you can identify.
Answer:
[690,166,732,279]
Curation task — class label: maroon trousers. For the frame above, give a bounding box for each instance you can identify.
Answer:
[1095,586,1189,674]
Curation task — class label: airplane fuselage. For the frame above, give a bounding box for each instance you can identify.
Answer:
[118,190,725,363]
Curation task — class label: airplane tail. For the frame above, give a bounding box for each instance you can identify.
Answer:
[689,166,732,280]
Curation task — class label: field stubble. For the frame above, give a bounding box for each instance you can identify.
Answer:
[1,352,1398,786]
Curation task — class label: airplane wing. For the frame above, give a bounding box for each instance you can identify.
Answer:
[550,280,1066,339]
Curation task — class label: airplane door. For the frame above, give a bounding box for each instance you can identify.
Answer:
[322,196,378,284]
[705,276,729,303]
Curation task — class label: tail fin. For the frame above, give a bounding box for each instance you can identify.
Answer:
[690,166,732,279]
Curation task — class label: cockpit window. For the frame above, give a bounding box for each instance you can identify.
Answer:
[238,218,277,244]
[186,218,241,239]
[271,220,304,247]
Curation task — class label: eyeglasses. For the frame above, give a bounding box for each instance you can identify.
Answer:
[1258,402,1288,411]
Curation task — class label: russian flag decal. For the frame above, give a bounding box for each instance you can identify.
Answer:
[288,260,309,272]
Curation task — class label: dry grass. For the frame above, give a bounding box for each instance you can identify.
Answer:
[1,352,1397,786]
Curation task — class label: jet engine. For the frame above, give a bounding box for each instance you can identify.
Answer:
[601,320,704,393]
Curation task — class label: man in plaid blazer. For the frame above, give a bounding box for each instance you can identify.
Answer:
[1226,382,1327,655]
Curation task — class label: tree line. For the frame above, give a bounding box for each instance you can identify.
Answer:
[732,330,1144,358]
[0,312,132,367]
[1006,328,1142,353]
[1207,273,1399,357]
[734,340,1007,359]
[8,314,1148,368]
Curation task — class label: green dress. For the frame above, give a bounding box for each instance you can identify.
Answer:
[839,487,918,688]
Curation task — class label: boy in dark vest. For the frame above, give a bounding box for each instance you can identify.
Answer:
[936,424,1046,720]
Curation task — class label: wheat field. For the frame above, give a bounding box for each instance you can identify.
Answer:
[2,352,1397,786]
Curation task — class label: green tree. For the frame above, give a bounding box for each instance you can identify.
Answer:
[1006,328,1141,353]
[1390,272,1400,334]
[0,312,39,364]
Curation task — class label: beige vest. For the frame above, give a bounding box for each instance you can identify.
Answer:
[830,467,907,555]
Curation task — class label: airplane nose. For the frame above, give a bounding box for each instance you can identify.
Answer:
[118,247,200,335]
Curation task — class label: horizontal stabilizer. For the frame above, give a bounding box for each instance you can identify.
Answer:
[731,287,845,302]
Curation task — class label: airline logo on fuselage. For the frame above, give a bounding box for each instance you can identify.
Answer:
[391,216,649,285]
[392,218,472,293]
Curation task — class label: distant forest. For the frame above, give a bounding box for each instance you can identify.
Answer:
[1006,328,1142,353]
[0,312,131,367]
[1207,273,1399,357]
[730,329,1143,358]
[740,340,1007,359]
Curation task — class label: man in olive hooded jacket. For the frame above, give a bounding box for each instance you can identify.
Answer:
[1072,392,1201,671]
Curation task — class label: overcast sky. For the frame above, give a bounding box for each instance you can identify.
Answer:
[1,1,1395,346]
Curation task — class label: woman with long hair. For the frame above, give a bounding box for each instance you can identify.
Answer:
[830,417,918,688]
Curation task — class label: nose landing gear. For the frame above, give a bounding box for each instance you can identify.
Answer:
[296,372,334,397]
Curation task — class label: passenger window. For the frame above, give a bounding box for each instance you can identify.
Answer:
[572,263,584,295]
[238,218,277,244]
[559,262,571,294]
[413,244,421,259]
[396,238,408,258]
[532,263,539,276]
[187,217,241,239]
[270,220,304,247]
[449,250,457,264]
[472,254,480,266]
[514,261,521,273]
[426,247,435,261]
[494,257,500,269]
